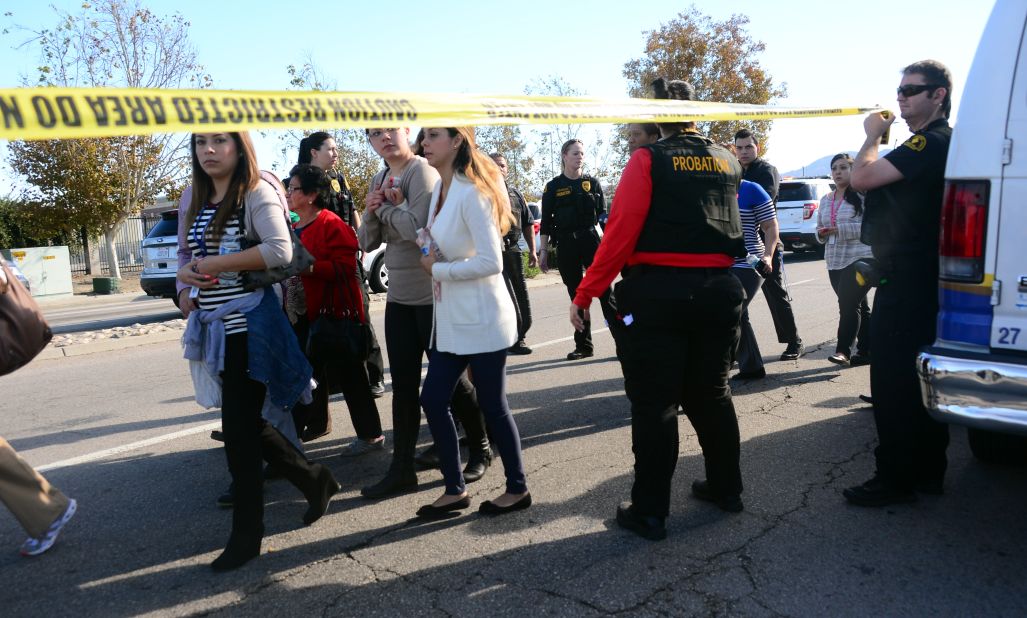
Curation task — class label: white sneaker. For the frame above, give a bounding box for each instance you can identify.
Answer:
[20,498,77,557]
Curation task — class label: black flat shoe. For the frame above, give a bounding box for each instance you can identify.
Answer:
[478,493,532,515]
[361,470,418,500]
[303,465,341,525]
[566,349,594,361]
[850,353,871,366]
[843,476,916,507]
[508,341,532,355]
[615,501,666,541]
[780,341,805,361]
[463,450,492,483]
[858,394,874,405]
[828,353,850,366]
[691,480,743,513]
[416,496,471,520]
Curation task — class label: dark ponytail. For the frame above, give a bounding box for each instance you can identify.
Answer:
[297,131,332,165]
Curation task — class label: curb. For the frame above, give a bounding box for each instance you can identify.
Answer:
[38,329,182,361]
[37,274,563,361]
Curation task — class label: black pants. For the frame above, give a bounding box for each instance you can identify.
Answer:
[502,249,532,342]
[221,333,320,541]
[556,232,617,353]
[731,268,765,373]
[828,264,871,357]
[383,302,488,474]
[616,269,744,518]
[870,265,949,490]
[361,279,385,385]
[760,245,801,345]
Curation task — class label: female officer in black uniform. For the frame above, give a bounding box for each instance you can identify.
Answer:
[540,139,617,360]
[570,78,747,541]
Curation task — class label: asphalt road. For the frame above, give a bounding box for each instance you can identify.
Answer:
[1,254,1025,616]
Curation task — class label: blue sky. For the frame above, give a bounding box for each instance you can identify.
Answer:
[0,0,995,182]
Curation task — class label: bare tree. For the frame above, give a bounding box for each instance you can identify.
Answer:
[6,0,209,277]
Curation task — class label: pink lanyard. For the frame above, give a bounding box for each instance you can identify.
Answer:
[829,191,844,228]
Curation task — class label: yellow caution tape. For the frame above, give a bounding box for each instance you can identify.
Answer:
[0,87,882,141]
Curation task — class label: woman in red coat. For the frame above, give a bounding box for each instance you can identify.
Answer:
[288,163,384,455]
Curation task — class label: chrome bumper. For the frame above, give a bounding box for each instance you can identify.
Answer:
[918,349,1027,436]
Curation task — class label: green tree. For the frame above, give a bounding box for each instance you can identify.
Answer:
[622,5,787,152]
[6,0,209,277]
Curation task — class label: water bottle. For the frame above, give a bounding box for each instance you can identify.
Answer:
[218,231,242,286]
[746,254,772,278]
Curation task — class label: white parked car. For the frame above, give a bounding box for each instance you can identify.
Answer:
[776,178,834,257]
[362,244,388,293]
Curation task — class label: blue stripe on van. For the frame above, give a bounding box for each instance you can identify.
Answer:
[937,281,992,346]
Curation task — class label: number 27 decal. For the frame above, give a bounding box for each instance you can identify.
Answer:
[998,327,1021,345]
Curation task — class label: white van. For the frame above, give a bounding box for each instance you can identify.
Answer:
[917,0,1027,463]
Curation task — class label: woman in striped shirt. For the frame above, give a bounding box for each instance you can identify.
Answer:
[816,153,873,366]
[176,132,339,572]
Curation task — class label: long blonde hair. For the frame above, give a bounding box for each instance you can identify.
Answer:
[445,127,514,236]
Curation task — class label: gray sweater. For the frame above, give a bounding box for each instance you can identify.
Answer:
[358,156,439,305]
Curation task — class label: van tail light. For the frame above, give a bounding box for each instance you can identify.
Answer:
[939,180,989,282]
[802,202,818,220]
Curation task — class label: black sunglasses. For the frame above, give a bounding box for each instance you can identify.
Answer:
[897,84,941,98]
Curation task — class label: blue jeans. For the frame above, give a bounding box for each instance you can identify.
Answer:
[420,348,527,496]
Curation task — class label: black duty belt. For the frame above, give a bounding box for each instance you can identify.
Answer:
[556,228,596,240]
[621,264,730,279]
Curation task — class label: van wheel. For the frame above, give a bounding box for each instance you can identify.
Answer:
[967,428,1027,465]
[369,254,388,293]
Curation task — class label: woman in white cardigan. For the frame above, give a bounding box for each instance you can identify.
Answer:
[415,127,531,519]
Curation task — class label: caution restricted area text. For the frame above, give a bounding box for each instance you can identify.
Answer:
[0,87,882,140]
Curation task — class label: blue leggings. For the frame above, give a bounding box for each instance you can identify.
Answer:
[420,348,527,496]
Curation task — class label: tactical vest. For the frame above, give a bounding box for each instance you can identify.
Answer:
[549,175,601,236]
[326,169,356,227]
[503,186,524,247]
[635,133,745,258]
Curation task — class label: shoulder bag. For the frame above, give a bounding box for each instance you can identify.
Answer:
[306,263,370,366]
[0,260,53,376]
[239,185,315,291]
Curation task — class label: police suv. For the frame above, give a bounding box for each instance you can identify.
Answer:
[917,0,1027,463]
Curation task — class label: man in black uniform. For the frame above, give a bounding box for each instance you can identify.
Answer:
[844,60,953,506]
[571,78,746,540]
[491,153,537,355]
[540,139,617,360]
[734,129,805,361]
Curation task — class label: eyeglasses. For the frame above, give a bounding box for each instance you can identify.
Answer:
[896,84,941,98]
[368,128,400,139]
[286,186,302,195]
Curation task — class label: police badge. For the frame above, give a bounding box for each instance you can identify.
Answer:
[581,180,591,192]
[330,178,342,193]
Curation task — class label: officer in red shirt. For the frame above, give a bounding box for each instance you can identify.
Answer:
[570,78,747,541]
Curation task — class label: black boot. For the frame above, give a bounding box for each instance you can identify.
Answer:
[211,527,262,572]
[302,464,341,525]
[258,425,338,524]
[463,449,492,483]
[362,404,420,499]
